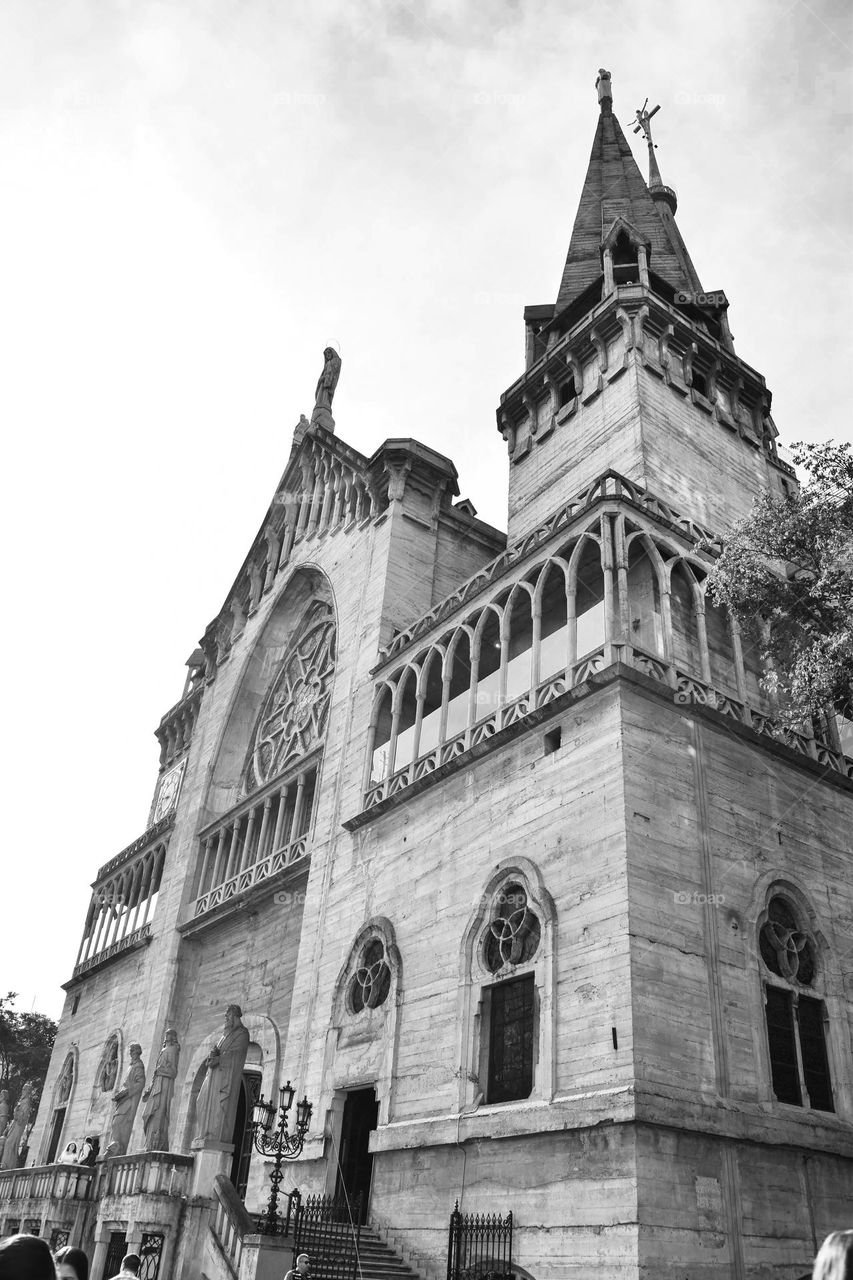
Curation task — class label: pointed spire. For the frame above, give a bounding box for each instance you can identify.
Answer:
[555,72,702,312]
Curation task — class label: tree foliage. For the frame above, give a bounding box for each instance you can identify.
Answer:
[0,992,57,1107]
[706,441,853,731]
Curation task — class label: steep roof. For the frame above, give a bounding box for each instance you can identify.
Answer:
[556,90,702,311]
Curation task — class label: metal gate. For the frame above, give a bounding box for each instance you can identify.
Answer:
[446,1202,514,1280]
[293,1191,363,1280]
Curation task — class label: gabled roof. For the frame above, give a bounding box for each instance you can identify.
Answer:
[556,99,702,310]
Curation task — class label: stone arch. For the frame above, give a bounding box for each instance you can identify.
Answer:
[38,1046,79,1164]
[201,565,338,825]
[322,918,403,1132]
[456,858,556,1112]
[745,872,846,1114]
[177,1012,282,1154]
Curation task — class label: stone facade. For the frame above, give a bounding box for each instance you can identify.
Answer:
[3,73,851,1280]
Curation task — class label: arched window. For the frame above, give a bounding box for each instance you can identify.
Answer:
[348,938,392,1014]
[245,599,336,792]
[759,894,833,1112]
[459,867,554,1111]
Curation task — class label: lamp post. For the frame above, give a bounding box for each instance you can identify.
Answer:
[250,1080,313,1235]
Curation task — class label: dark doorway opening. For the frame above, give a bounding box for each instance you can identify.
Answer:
[103,1231,128,1279]
[45,1107,67,1165]
[229,1071,262,1202]
[334,1087,378,1221]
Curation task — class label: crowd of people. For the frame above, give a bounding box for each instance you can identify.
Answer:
[0,1232,849,1279]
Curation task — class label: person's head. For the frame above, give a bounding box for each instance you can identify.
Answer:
[814,1232,853,1280]
[296,1254,310,1275]
[120,1255,141,1276]
[0,1233,56,1280]
[165,1028,178,1045]
[55,1245,90,1280]
[66,1142,77,1153]
[129,1044,142,1061]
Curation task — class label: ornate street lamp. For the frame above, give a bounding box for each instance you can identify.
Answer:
[251,1080,313,1234]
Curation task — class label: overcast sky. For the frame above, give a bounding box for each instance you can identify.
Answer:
[1,0,850,1021]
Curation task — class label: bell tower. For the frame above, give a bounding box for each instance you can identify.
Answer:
[498,70,795,542]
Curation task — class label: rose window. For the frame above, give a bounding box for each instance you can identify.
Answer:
[247,601,336,791]
[349,939,392,1013]
[483,883,541,973]
[759,897,816,985]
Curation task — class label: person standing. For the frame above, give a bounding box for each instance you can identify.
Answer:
[106,1252,141,1279]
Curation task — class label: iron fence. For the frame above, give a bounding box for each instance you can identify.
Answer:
[447,1202,514,1280]
[293,1191,363,1280]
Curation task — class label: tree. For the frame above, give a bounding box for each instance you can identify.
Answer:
[705,440,853,734]
[0,992,57,1106]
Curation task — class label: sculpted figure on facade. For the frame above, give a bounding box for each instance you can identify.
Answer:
[0,1090,9,1133]
[101,1039,119,1092]
[142,1028,180,1152]
[193,1004,250,1145]
[310,347,342,431]
[0,1081,34,1170]
[56,1056,74,1106]
[105,1043,146,1157]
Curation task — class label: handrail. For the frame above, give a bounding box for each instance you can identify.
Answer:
[212,1173,252,1277]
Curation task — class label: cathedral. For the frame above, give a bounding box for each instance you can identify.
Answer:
[2,70,851,1280]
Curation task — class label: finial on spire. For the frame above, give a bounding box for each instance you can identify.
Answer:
[596,69,612,115]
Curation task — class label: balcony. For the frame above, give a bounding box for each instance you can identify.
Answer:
[185,764,317,927]
[69,821,171,985]
[99,1152,192,1200]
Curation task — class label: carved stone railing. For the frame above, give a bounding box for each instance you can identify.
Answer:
[69,921,152,983]
[189,766,317,921]
[98,1152,193,1199]
[211,1173,252,1278]
[350,643,852,828]
[0,1162,97,1207]
[192,834,308,918]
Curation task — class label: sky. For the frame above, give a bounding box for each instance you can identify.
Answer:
[0,0,851,1021]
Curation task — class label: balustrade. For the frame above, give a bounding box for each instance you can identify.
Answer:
[358,471,853,816]
[192,765,317,918]
[0,1163,96,1206]
[74,835,167,975]
[99,1152,192,1199]
[212,1174,251,1275]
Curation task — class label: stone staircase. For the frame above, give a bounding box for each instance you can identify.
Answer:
[311,1223,426,1280]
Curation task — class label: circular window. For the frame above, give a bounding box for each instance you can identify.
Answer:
[759,896,816,985]
[349,939,392,1013]
[483,883,541,974]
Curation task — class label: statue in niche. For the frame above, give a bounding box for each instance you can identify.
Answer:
[56,1056,74,1106]
[101,1040,119,1092]
[105,1043,146,1157]
[0,1082,34,1170]
[193,1004,250,1145]
[310,347,342,432]
[142,1029,180,1152]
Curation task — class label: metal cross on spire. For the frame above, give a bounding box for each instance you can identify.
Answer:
[633,97,665,188]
